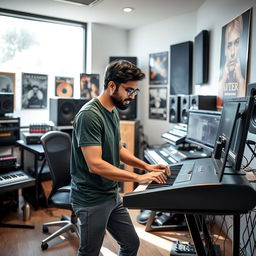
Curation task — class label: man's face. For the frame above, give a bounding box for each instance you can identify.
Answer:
[225,30,241,73]
[111,81,138,110]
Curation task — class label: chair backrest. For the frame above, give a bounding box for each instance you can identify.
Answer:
[41,131,71,195]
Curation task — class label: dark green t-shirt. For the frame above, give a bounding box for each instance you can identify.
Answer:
[70,98,120,206]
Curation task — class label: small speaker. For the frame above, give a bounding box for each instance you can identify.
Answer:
[247,83,256,134]
[49,98,89,126]
[169,95,180,123]
[179,95,190,124]
[190,95,216,111]
[170,41,193,95]
[117,97,137,120]
[194,30,209,85]
[109,56,137,65]
[0,93,14,116]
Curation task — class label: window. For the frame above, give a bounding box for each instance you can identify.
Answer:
[0,8,87,125]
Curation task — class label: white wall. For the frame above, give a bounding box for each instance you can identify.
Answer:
[128,0,256,146]
[90,23,128,93]
[128,12,197,146]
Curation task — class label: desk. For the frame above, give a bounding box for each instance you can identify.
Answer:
[0,170,35,229]
[16,140,46,210]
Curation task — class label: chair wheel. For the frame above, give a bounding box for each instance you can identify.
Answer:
[42,226,49,233]
[41,243,48,250]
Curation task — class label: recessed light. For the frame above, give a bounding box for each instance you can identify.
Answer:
[123,7,134,13]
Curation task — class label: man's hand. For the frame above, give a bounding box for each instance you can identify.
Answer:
[145,164,171,176]
[136,172,167,184]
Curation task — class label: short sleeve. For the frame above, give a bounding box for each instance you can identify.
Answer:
[74,110,102,147]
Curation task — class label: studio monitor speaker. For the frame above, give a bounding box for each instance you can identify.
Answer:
[170,41,193,95]
[49,98,89,126]
[247,83,256,134]
[169,95,180,123]
[190,95,216,111]
[117,97,137,120]
[179,95,190,124]
[0,92,14,116]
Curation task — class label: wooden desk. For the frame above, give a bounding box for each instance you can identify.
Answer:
[120,120,139,193]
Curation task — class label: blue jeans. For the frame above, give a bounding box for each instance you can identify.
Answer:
[72,194,139,256]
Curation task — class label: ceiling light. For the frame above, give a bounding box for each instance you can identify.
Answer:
[123,7,134,13]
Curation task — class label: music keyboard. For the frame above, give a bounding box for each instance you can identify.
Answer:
[123,158,256,215]
[0,171,29,185]
[0,170,35,192]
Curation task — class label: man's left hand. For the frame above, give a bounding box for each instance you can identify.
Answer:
[146,164,171,176]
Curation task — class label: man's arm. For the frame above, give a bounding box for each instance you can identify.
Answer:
[81,145,167,184]
[119,141,170,175]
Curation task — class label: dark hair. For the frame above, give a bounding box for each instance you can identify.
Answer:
[104,60,145,89]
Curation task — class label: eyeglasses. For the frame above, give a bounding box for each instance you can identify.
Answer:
[122,86,140,97]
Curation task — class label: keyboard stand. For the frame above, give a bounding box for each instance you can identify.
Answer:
[0,171,36,229]
[145,211,187,232]
[0,222,34,229]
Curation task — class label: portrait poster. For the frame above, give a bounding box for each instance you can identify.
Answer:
[22,73,48,109]
[55,76,74,97]
[149,51,168,85]
[0,72,15,93]
[149,87,167,120]
[217,8,251,108]
[80,73,100,99]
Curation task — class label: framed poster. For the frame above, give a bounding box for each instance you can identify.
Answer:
[55,76,74,97]
[0,72,15,93]
[217,8,251,107]
[80,73,100,99]
[149,52,168,85]
[149,87,167,120]
[22,73,48,109]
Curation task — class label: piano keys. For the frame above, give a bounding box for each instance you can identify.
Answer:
[123,158,256,215]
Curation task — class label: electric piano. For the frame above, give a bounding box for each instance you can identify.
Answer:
[123,158,256,214]
[0,170,35,192]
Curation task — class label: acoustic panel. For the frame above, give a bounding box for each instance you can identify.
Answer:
[109,56,137,65]
[170,41,193,95]
[194,30,209,85]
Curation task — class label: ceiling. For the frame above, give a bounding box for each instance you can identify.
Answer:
[0,0,205,29]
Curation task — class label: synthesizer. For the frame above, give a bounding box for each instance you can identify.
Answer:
[123,158,256,215]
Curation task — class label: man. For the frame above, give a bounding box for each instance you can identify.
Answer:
[71,60,170,256]
[218,15,245,106]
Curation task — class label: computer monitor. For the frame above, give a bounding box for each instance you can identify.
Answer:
[186,110,221,151]
[228,97,254,170]
[212,96,254,182]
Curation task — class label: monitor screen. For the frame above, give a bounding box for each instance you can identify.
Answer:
[228,97,254,170]
[212,96,254,182]
[186,110,221,150]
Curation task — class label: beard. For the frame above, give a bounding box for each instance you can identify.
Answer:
[111,95,132,110]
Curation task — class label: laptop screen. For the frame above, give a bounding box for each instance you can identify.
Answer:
[186,110,221,150]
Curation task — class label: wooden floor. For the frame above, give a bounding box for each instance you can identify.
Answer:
[0,183,231,256]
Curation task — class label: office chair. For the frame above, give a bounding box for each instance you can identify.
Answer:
[40,131,79,250]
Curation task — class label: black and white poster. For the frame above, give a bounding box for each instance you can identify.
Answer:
[0,72,15,92]
[149,87,167,120]
[22,73,48,109]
